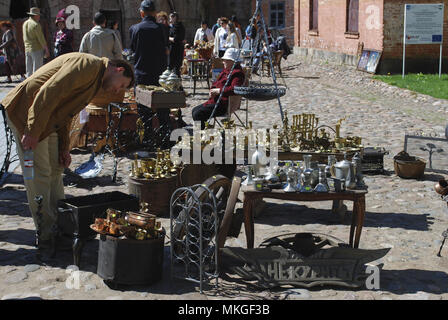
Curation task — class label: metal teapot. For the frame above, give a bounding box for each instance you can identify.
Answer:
[159,68,171,88]
[331,154,356,190]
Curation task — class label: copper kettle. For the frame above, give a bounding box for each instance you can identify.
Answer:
[435,179,448,196]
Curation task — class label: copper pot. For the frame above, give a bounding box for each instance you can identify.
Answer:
[126,211,156,229]
[435,179,448,196]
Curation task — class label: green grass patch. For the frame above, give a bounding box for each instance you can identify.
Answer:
[373,73,448,100]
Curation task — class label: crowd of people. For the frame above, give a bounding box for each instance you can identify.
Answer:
[0,0,273,248]
[0,2,282,82]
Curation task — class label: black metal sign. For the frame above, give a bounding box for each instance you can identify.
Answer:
[221,233,390,289]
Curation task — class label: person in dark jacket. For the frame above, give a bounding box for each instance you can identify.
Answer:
[156,10,170,64]
[129,0,167,85]
[192,48,245,129]
[129,0,170,143]
[168,12,185,76]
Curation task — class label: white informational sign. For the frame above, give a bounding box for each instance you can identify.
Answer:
[405,3,444,44]
[403,3,445,78]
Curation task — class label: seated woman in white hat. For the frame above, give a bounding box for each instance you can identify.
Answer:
[192,48,245,129]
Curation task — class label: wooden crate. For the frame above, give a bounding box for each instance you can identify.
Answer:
[135,87,186,109]
[128,175,178,217]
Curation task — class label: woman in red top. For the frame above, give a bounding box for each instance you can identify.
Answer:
[192,48,245,129]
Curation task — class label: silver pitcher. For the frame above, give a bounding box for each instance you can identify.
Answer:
[332,153,356,190]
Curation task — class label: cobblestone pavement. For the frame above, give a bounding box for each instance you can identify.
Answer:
[1,55,448,300]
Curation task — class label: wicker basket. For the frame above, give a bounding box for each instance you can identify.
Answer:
[393,151,426,179]
[197,48,213,60]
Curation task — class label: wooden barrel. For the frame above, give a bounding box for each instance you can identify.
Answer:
[128,175,178,217]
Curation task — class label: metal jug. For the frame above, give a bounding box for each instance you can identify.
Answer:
[331,154,356,189]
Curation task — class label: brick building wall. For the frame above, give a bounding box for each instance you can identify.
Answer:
[293,0,448,73]
[381,0,448,73]
[297,0,383,56]
[251,0,295,43]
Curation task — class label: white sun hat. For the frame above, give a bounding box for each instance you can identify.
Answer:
[222,48,242,62]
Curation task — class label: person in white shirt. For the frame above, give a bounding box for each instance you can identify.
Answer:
[194,20,214,43]
[224,22,241,50]
[213,17,228,58]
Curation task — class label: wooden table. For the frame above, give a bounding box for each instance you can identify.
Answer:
[241,187,368,249]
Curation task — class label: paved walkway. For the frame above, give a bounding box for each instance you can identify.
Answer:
[1,56,448,300]
[0,87,18,184]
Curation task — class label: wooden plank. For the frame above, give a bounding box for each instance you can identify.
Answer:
[218,176,242,252]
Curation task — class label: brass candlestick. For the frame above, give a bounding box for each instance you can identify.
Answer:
[136,118,145,144]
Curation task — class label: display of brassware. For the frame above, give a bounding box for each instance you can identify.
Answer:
[270,112,363,154]
[130,148,179,180]
[90,208,164,240]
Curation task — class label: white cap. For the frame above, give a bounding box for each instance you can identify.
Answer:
[222,48,242,62]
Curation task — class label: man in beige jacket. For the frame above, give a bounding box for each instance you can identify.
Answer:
[1,52,134,247]
[79,12,123,60]
[22,7,50,77]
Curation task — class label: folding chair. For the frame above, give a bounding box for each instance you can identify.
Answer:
[215,68,251,128]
